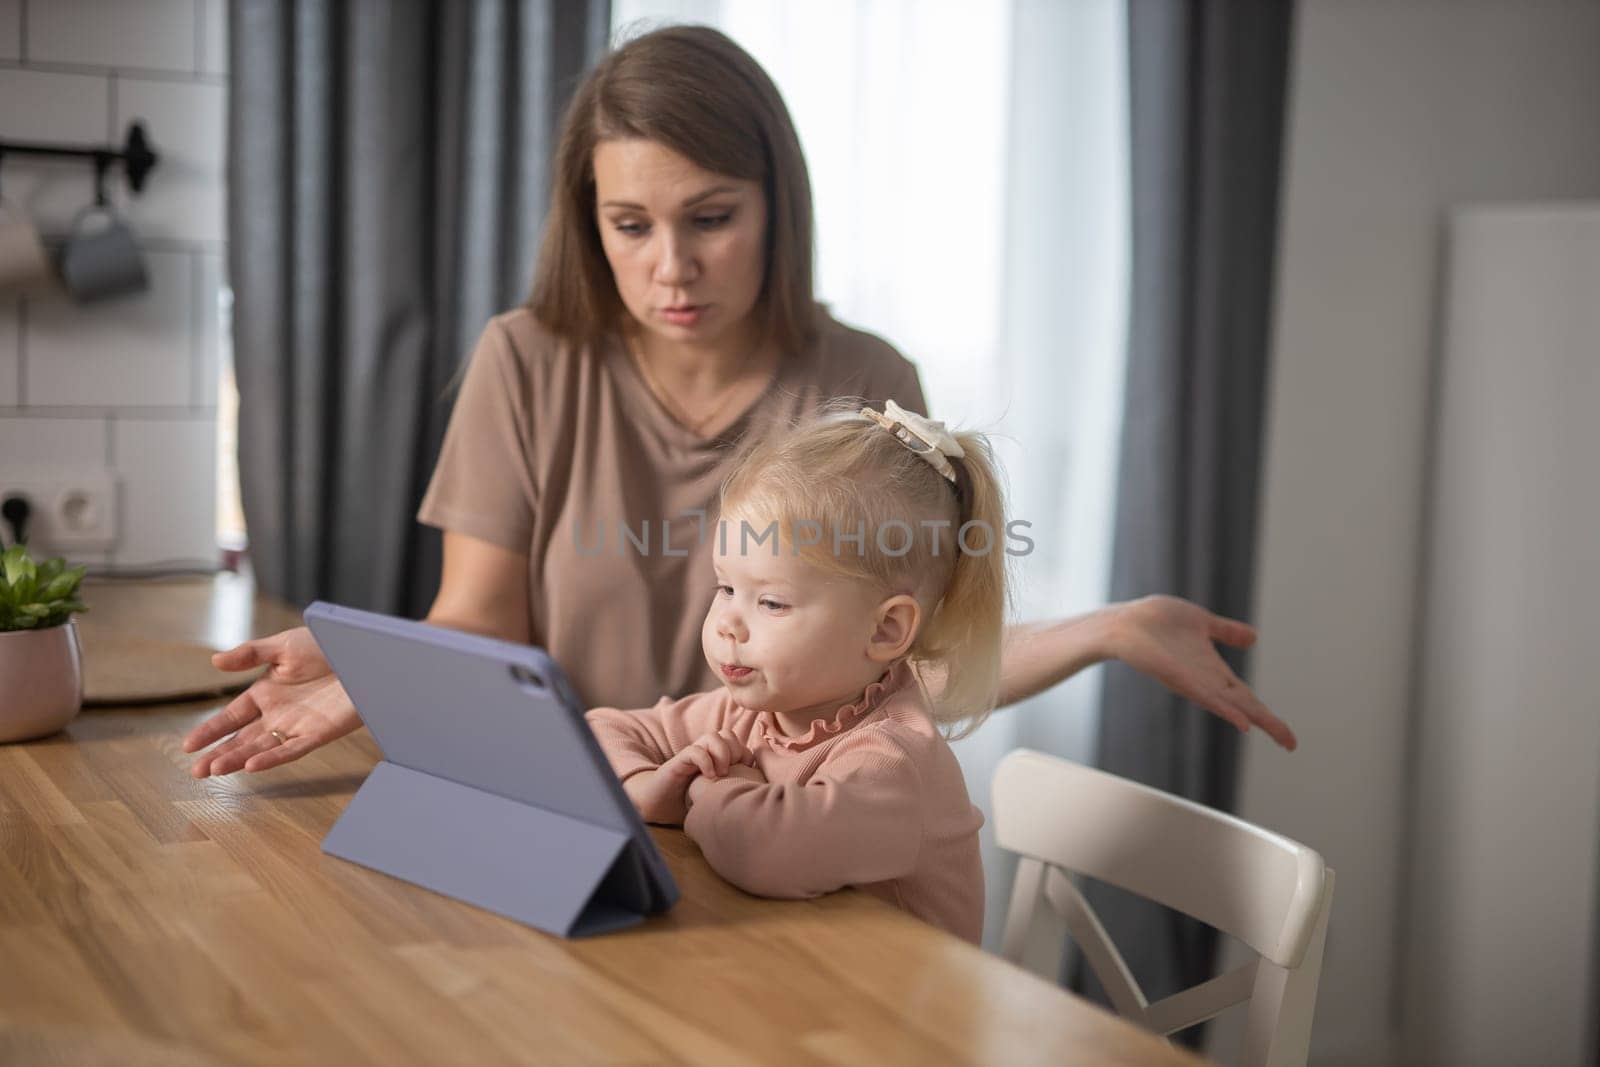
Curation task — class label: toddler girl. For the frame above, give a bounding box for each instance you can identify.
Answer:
[585,400,1009,944]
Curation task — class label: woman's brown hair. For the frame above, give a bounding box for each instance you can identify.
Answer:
[527,25,820,354]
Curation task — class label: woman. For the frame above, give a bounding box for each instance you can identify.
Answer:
[185,25,1294,779]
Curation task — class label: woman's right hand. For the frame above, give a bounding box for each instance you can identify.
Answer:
[182,626,363,778]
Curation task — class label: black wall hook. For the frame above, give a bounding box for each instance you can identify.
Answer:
[122,124,158,192]
[0,121,161,197]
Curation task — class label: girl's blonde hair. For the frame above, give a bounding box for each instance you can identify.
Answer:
[719,401,1010,737]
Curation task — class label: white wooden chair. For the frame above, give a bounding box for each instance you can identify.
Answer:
[992,749,1334,1067]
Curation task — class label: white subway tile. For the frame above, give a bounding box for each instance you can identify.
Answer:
[194,252,222,406]
[24,250,193,407]
[0,0,20,62]
[28,0,196,73]
[0,297,17,405]
[0,68,108,141]
[113,79,225,244]
[0,69,109,233]
[0,414,108,465]
[198,0,227,76]
[0,166,98,237]
[111,415,216,566]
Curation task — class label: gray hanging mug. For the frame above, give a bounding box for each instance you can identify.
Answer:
[59,204,149,303]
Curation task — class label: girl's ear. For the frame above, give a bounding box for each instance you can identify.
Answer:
[867,594,921,663]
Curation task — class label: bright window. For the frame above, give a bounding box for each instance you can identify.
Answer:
[613,0,1130,946]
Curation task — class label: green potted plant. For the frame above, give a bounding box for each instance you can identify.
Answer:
[0,544,88,742]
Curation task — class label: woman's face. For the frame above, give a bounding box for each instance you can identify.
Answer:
[593,139,768,349]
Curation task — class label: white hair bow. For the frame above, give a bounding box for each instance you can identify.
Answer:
[859,399,965,485]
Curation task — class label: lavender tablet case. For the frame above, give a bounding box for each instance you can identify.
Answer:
[305,601,678,937]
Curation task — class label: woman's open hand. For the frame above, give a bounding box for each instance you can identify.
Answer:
[1107,595,1298,751]
[182,626,363,777]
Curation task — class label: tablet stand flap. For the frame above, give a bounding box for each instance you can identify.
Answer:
[322,760,643,938]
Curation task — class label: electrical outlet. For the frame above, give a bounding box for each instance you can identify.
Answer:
[0,469,119,553]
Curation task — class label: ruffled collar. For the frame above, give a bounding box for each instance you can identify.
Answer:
[755,661,915,752]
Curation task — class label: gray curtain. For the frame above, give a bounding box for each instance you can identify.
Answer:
[228,0,610,614]
[1073,0,1294,1037]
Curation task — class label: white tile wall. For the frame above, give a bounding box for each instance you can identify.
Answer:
[0,69,108,232]
[0,1,227,568]
[1,74,226,242]
[113,416,216,565]
[0,0,20,61]
[194,252,222,406]
[28,0,197,73]
[0,68,109,141]
[0,413,113,566]
[0,414,108,465]
[0,168,99,239]
[0,298,17,406]
[114,78,225,244]
[25,250,194,407]
[198,0,227,77]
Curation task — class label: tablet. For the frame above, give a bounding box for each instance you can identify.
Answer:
[305,600,678,937]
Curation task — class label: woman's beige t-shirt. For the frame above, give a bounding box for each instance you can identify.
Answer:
[417,308,928,710]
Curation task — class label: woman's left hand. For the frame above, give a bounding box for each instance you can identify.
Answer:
[1106,595,1297,751]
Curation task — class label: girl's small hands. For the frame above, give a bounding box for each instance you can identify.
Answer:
[669,728,756,780]
[720,762,766,783]
[624,729,757,825]
[688,758,766,807]
[1107,594,1298,751]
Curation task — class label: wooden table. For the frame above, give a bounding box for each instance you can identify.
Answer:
[0,575,1207,1066]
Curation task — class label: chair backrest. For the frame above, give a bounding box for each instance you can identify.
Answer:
[992,749,1334,1067]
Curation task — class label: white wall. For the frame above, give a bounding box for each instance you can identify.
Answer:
[1210,2,1600,1064]
[1402,205,1600,1067]
[0,0,227,568]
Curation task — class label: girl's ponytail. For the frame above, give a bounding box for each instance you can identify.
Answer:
[910,430,1010,737]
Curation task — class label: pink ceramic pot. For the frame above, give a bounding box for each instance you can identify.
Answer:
[0,620,83,742]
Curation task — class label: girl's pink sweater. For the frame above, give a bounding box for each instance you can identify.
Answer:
[585,661,985,943]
